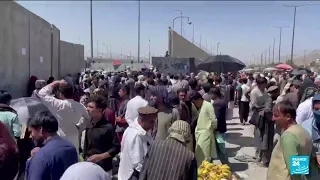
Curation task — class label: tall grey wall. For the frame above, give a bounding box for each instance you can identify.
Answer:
[0,1,84,98]
[59,41,85,78]
[169,30,210,61]
[0,2,31,97]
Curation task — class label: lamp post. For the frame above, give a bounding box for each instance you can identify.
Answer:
[175,10,183,35]
[272,38,275,64]
[216,42,220,55]
[102,44,108,58]
[192,23,195,43]
[90,0,93,66]
[268,44,271,64]
[148,38,151,65]
[172,16,191,33]
[137,0,141,63]
[171,16,192,57]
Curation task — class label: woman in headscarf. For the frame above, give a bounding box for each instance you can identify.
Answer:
[27,76,38,97]
[0,121,19,180]
[60,162,111,180]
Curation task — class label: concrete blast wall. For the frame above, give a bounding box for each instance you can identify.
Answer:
[59,41,85,78]
[0,1,84,98]
[168,29,210,61]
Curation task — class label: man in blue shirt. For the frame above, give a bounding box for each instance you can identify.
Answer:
[26,110,78,180]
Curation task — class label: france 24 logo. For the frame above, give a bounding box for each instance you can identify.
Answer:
[290,156,309,175]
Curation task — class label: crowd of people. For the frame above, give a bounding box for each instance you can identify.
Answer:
[0,68,320,180]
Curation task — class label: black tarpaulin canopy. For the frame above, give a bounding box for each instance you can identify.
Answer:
[197,55,246,73]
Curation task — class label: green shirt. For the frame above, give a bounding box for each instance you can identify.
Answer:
[0,111,21,138]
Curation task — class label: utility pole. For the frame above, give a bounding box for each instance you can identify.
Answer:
[120,45,123,60]
[109,44,112,59]
[268,44,271,64]
[180,12,183,35]
[96,40,99,57]
[272,38,275,64]
[274,26,289,63]
[283,4,308,65]
[137,0,141,63]
[106,45,108,59]
[290,6,297,65]
[261,53,263,65]
[192,23,194,43]
[90,0,93,64]
[148,38,151,65]
[264,49,267,65]
[205,40,208,52]
[303,50,307,67]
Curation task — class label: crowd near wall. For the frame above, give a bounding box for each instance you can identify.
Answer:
[0,2,85,98]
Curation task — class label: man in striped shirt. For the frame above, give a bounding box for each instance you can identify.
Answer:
[139,120,197,180]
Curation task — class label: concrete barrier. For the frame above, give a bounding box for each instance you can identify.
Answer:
[169,29,210,61]
[59,41,85,78]
[0,1,84,97]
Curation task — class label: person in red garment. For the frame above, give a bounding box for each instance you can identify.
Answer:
[115,85,130,143]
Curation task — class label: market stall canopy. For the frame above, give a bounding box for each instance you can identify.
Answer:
[197,55,246,73]
[275,63,293,71]
[291,67,312,76]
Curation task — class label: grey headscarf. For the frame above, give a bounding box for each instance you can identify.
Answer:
[167,120,191,144]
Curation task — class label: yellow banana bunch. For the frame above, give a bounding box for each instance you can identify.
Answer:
[198,160,232,180]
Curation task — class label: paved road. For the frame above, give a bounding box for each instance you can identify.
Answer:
[224,107,268,180]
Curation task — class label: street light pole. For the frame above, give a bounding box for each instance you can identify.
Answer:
[175,10,183,35]
[148,38,151,65]
[97,40,99,57]
[272,38,275,64]
[172,16,191,33]
[264,49,267,65]
[192,23,194,43]
[216,42,220,55]
[90,0,93,62]
[137,0,141,63]
[172,16,192,57]
[268,44,271,64]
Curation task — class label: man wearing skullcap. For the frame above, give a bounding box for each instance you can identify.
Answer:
[118,106,158,180]
[139,120,197,180]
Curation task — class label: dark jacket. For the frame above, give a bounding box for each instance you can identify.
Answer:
[213,99,227,134]
[83,118,120,171]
